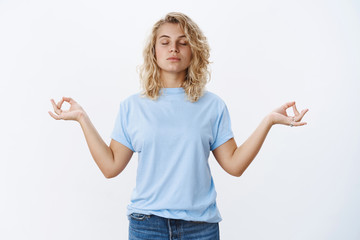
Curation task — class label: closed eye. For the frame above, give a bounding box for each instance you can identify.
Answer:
[159,42,187,46]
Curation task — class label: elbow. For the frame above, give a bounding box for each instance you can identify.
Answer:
[224,163,243,177]
[103,170,116,179]
[225,169,242,177]
[105,163,123,179]
[103,168,122,179]
[104,172,114,179]
[231,169,243,177]
[233,172,243,178]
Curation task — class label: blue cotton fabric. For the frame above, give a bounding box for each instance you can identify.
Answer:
[111,87,234,223]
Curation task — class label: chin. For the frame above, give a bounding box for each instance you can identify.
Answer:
[162,68,187,74]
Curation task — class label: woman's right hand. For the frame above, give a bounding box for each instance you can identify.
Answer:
[48,97,86,122]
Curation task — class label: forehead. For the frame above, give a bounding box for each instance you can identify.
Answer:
[156,23,186,39]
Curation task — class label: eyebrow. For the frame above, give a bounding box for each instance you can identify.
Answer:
[158,35,186,39]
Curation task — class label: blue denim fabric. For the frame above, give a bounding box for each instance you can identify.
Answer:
[128,213,220,240]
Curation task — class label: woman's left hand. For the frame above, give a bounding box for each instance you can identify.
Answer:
[269,101,309,127]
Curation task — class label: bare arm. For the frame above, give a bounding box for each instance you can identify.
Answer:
[213,101,308,177]
[78,113,133,178]
[49,97,133,178]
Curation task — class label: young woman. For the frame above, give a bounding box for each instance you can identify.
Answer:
[49,12,308,240]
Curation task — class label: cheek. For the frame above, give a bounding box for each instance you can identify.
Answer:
[155,43,162,56]
[186,50,192,62]
[155,46,165,60]
[185,47,192,59]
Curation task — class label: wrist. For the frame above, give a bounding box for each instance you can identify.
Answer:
[265,113,275,127]
[78,111,89,125]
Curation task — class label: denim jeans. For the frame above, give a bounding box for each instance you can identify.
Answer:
[128,213,220,240]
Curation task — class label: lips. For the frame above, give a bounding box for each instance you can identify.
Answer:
[167,57,180,60]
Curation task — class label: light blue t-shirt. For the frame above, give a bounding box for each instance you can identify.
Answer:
[111,87,233,223]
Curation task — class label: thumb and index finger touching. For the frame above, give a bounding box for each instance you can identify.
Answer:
[48,96,76,120]
[57,96,75,105]
[284,101,309,125]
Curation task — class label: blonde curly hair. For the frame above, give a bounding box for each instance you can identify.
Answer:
[139,12,211,103]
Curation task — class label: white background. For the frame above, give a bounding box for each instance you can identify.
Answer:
[1,0,359,239]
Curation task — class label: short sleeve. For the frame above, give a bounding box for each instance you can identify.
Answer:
[210,103,234,151]
[111,101,135,152]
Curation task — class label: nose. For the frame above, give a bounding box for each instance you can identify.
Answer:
[169,43,179,53]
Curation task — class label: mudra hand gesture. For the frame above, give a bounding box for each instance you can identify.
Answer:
[48,97,85,121]
[270,101,308,127]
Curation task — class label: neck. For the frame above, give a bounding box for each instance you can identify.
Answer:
[160,70,186,88]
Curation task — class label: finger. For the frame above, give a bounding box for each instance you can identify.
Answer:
[50,99,57,109]
[62,97,76,104]
[57,98,64,109]
[50,99,62,115]
[48,111,62,120]
[282,101,295,110]
[295,109,309,122]
[292,121,307,127]
[292,103,300,116]
[288,116,295,126]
